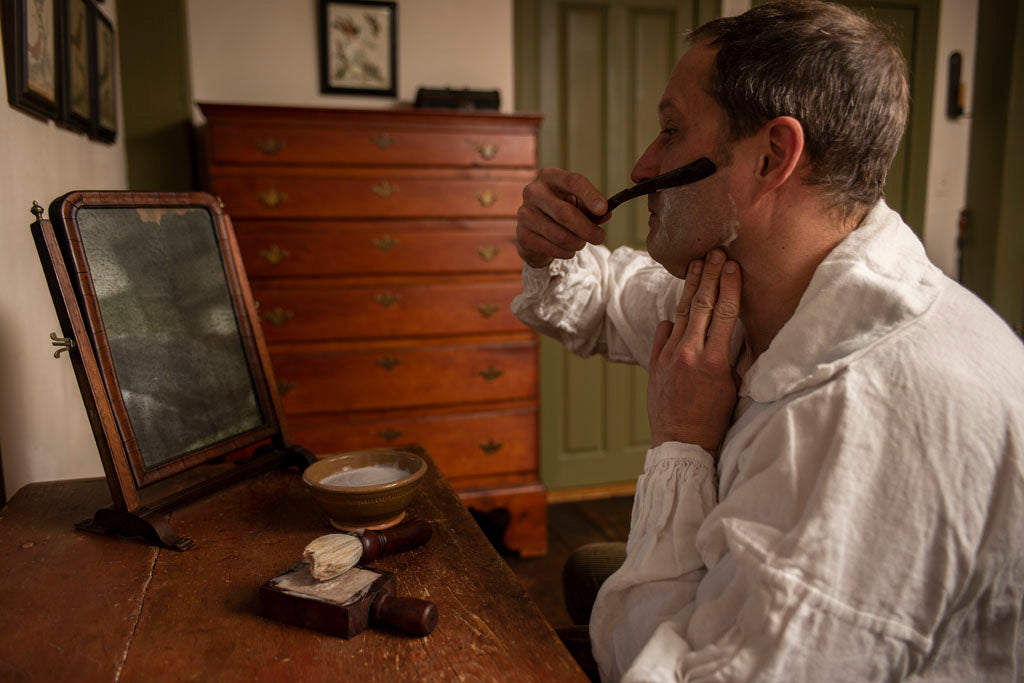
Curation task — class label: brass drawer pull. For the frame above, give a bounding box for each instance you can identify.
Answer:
[277,380,296,396]
[258,188,288,208]
[479,366,503,381]
[378,427,403,442]
[479,439,502,454]
[255,138,285,155]
[476,190,498,208]
[50,332,75,358]
[376,356,401,370]
[470,141,499,161]
[371,181,398,198]
[371,133,396,149]
[372,235,399,252]
[375,291,400,308]
[259,245,290,264]
[476,245,499,262]
[477,303,499,318]
[263,307,293,326]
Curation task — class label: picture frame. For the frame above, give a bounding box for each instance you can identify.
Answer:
[319,0,396,97]
[2,0,61,120]
[56,0,91,134]
[91,3,114,141]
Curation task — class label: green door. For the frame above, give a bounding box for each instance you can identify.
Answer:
[515,0,718,489]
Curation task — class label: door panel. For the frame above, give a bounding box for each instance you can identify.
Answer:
[517,0,707,489]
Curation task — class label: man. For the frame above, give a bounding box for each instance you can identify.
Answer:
[511,1,1024,681]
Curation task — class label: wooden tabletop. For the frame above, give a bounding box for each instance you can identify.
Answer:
[0,454,585,682]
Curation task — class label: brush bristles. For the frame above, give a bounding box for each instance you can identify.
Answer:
[303,533,364,581]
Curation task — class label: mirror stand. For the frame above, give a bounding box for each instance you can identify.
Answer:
[33,192,315,551]
[75,441,314,551]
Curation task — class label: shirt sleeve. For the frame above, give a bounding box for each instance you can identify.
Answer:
[590,382,956,683]
[510,244,685,369]
[589,441,719,681]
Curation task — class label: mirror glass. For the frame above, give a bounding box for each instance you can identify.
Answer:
[76,206,265,470]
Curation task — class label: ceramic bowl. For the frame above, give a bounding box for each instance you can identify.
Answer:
[302,449,427,530]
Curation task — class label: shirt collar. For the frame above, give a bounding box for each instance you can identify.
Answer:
[740,201,944,403]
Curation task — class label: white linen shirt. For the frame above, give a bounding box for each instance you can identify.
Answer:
[511,201,1024,682]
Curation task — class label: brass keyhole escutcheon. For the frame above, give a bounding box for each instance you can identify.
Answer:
[371,133,397,149]
[378,427,403,442]
[49,332,75,358]
[263,307,293,326]
[255,138,285,155]
[479,439,502,454]
[479,367,503,382]
[259,245,290,265]
[477,303,499,318]
[375,291,400,308]
[376,356,401,370]
[476,245,499,262]
[258,188,288,208]
[476,190,498,208]
[371,181,398,198]
[372,235,399,252]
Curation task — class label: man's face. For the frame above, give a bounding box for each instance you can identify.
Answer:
[632,44,743,277]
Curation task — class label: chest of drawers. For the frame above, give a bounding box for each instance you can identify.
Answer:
[199,104,546,556]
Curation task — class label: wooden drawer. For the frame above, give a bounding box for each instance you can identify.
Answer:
[272,339,537,414]
[212,168,533,219]
[253,279,528,343]
[207,123,537,169]
[289,408,537,480]
[234,220,522,277]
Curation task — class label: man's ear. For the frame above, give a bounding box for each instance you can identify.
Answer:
[754,116,804,197]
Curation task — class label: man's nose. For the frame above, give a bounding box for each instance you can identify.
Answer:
[631,140,660,184]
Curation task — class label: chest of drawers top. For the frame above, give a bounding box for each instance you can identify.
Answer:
[200,103,542,169]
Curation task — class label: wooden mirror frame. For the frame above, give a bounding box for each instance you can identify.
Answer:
[32,191,313,550]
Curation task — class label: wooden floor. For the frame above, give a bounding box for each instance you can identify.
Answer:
[490,495,634,630]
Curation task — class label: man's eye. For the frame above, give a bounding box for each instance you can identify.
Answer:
[660,128,677,137]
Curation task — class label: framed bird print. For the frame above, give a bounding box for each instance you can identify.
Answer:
[318,0,396,97]
[2,0,61,120]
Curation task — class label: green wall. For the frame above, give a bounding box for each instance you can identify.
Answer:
[963,0,1024,335]
[117,0,194,191]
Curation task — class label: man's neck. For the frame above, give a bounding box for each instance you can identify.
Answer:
[735,200,865,359]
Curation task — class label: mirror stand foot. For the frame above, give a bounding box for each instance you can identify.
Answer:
[76,506,194,551]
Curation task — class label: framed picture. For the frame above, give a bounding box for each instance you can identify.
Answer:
[91,4,114,141]
[2,0,61,120]
[56,0,91,134]
[319,0,396,97]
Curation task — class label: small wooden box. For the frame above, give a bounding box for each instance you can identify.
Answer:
[260,564,436,639]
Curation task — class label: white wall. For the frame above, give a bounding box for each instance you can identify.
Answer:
[0,2,127,499]
[922,0,978,277]
[186,0,515,114]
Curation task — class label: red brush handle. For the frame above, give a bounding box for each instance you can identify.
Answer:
[359,518,433,563]
[372,595,438,637]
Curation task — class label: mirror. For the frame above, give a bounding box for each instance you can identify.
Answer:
[75,205,265,470]
[33,192,313,550]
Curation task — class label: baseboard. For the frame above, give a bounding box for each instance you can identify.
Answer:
[545,481,636,504]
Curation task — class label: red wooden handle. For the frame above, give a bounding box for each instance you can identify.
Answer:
[360,518,433,563]
[372,595,438,636]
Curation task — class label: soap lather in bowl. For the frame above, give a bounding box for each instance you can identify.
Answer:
[303,449,427,531]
